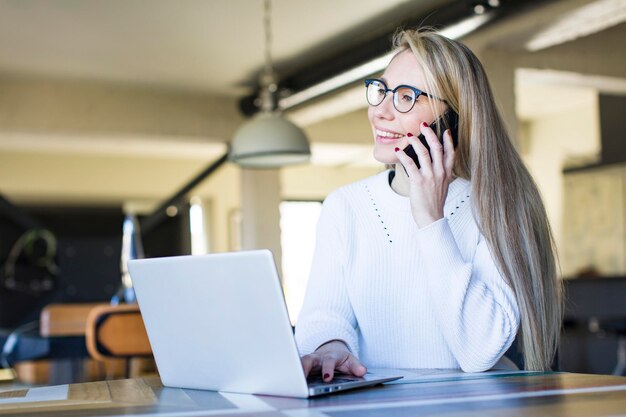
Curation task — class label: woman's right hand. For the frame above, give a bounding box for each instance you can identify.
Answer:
[300,340,367,382]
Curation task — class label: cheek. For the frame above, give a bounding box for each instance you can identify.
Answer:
[400,114,426,135]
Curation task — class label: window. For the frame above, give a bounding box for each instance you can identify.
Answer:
[279,201,322,325]
[189,197,208,255]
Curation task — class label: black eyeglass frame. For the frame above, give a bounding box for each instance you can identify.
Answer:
[364,78,447,113]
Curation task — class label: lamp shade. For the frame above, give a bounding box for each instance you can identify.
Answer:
[230,112,310,168]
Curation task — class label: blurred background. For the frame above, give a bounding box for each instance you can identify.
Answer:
[0,0,624,384]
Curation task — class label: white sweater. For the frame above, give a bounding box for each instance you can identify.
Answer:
[295,170,520,372]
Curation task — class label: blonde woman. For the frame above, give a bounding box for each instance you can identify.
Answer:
[295,28,562,382]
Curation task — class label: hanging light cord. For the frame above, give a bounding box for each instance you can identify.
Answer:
[263,0,274,79]
[259,0,277,111]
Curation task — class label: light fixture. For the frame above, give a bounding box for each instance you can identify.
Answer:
[473,4,487,15]
[230,0,310,168]
[278,13,493,111]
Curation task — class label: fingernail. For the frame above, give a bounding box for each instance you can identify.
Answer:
[323,373,330,379]
[406,132,413,137]
[422,122,428,127]
[394,147,400,152]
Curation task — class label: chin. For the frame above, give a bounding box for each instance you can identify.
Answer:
[373,148,399,165]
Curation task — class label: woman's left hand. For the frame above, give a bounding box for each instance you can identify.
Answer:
[395,122,456,228]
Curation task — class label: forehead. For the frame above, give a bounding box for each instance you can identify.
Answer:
[381,49,426,88]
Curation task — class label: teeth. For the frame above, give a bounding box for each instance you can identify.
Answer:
[376,130,403,139]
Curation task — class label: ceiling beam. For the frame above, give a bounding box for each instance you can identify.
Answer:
[0,75,244,141]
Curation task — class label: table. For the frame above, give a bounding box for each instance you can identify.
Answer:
[1,372,626,416]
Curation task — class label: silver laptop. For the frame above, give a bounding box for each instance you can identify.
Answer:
[128,249,401,398]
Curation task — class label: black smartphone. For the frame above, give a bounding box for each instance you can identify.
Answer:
[402,109,459,169]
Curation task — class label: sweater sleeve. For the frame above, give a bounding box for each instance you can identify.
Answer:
[294,192,360,356]
[416,218,520,372]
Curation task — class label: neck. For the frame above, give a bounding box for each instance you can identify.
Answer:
[390,164,410,196]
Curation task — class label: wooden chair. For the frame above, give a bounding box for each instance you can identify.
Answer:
[84,303,151,359]
[17,303,147,384]
[84,303,154,378]
[40,303,103,338]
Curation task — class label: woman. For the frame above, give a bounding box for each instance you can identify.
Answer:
[294,28,562,382]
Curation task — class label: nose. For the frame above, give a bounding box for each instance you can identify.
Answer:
[373,93,394,120]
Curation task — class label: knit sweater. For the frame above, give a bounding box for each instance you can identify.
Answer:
[294,170,520,372]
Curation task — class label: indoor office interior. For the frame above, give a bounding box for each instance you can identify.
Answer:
[0,0,625,387]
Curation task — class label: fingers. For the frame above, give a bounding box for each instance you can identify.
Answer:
[396,128,437,177]
[442,129,456,178]
[395,145,420,178]
[321,355,337,382]
[301,354,319,378]
[418,122,444,174]
[322,353,366,381]
[304,339,366,382]
[409,132,433,173]
[399,122,452,178]
[301,352,342,382]
[302,352,367,382]
[344,355,367,377]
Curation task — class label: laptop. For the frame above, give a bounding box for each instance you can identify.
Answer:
[128,249,401,398]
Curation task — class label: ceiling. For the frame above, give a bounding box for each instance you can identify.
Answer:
[2,0,625,123]
[0,0,473,176]
[0,0,456,96]
[1,0,626,205]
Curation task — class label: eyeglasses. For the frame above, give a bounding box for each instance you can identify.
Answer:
[364,78,444,113]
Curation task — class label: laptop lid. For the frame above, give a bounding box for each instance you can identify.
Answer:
[129,250,310,397]
[129,250,400,398]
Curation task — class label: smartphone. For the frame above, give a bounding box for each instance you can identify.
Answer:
[402,109,459,169]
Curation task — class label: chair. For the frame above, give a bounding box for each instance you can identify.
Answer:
[84,303,154,377]
[589,318,626,376]
[504,335,560,371]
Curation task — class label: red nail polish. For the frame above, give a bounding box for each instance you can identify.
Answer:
[394,147,400,152]
[323,373,330,379]
[407,132,413,137]
[422,122,428,127]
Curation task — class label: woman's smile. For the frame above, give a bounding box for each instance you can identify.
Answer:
[375,127,405,144]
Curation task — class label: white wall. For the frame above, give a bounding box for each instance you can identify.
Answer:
[518,85,617,276]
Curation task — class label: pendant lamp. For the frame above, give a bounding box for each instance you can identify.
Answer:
[230,0,310,168]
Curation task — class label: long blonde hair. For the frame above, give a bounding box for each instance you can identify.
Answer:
[393,28,562,371]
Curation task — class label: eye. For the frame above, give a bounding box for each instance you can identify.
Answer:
[396,87,415,103]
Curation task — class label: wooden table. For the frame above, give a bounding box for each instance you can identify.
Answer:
[1,372,626,416]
